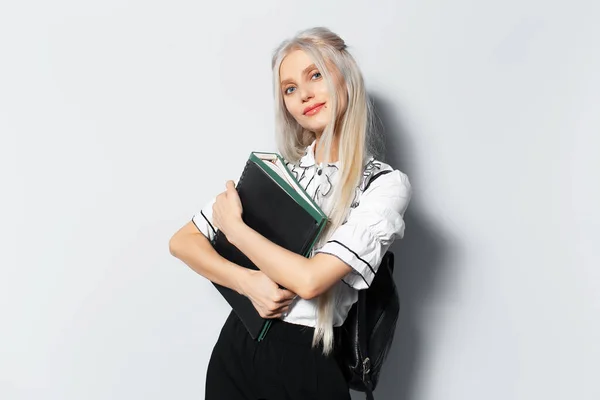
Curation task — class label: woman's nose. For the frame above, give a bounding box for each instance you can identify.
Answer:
[299,86,314,102]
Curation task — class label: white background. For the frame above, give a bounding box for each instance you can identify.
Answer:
[2,1,599,399]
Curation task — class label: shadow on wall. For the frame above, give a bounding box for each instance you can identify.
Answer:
[349,93,456,400]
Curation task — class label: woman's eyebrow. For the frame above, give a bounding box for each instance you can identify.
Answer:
[280,63,317,86]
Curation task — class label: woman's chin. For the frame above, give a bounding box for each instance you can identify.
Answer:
[307,119,331,133]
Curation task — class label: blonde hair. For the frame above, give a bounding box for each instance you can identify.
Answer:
[271,27,382,355]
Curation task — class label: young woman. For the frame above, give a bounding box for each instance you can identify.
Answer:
[169,27,412,400]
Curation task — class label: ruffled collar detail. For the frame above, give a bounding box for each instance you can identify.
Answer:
[285,139,382,208]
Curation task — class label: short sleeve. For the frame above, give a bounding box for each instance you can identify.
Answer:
[314,169,412,290]
[191,196,217,242]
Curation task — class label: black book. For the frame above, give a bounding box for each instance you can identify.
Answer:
[209,151,327,340]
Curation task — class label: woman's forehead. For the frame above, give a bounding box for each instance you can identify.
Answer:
[280,49,314,74]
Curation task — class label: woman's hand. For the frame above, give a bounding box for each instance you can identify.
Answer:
[239,270,298,319]
[212,180,244,239]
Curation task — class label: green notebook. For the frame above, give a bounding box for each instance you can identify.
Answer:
[210,150,328,340]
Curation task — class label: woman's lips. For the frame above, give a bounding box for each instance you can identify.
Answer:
[304,103,325,116]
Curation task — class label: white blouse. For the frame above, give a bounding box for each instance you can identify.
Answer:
[191,139,412,327]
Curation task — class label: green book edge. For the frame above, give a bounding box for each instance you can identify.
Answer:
[249,152,326,223]
[247,151,329,341]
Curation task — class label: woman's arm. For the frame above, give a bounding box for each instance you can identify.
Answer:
[169,221,249,294]
[212,172,411,298]
[227,222,353,300]
[169,221,298,318]
[210,181,353,300]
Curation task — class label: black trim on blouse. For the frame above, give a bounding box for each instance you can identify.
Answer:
[327,239,376,276]
[201,210,217,236]
[315,249,371,288]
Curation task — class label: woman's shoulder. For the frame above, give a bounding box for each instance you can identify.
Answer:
[360,157,411,194]
[349,157,411,210]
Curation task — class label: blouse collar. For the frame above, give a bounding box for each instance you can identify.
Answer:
[299,139,341,168]
[299,139,376,172]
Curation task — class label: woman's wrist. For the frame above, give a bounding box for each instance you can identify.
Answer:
[231,263,253,296]
[226,220,249,248]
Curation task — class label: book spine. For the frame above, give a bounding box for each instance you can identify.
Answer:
[237,158,253,189]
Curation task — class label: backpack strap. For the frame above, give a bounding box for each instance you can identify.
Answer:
[358,290,375,400]
[348,168,395,400]
[363,169,392,192]
[359,169,392,400]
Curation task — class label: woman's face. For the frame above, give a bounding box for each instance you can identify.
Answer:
[279,49,347,134]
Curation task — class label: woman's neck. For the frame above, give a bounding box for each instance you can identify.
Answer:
[314,134,340,164]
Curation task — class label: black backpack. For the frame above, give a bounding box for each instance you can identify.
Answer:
[336,251,399,400]
[335,169,401,400]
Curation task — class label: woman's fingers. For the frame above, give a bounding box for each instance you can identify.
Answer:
[267,297,296,315]
[254,299,291,319]
[274,302,291,313]
[275,288,297,303]
[263,303,291,319]
[277,298,296,307]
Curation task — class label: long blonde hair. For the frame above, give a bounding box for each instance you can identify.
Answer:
[271,27,382,355]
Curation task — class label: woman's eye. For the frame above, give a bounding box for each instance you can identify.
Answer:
[285,87,296,95]
[312,72,322,80]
